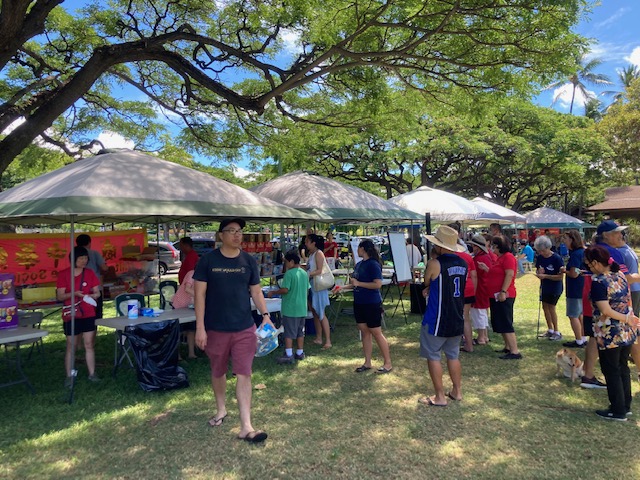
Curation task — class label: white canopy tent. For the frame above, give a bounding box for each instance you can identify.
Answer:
[388,186,488,222]
[472,197,526,224]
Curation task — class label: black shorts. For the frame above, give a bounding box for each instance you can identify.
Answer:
[464,296,476,305]
[583,315,594,337]
[489,298,515,334]
[540,293,561,306]
[63,316,97,336]
[354,302,383,329]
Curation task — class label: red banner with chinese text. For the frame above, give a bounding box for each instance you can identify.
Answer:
[0,229,147,286]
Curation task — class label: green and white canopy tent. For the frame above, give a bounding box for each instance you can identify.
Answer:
[251,171,422,224]
[0,149,312,403]
[524,207,591,229]
[0,150,313,225]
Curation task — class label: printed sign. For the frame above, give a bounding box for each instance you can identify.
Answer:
[0,229,147,285]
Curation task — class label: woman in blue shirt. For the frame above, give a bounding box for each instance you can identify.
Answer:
[351,239,392,374]
[562,230,586,348]
[534,235,565,340]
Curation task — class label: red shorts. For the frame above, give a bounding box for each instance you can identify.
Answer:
[205,326,257,378]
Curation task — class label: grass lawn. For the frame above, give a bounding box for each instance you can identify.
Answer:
[1,273,639,479]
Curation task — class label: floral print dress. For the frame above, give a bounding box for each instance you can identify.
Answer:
[590,271,638,349]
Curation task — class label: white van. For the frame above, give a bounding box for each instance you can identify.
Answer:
[333,232,350,247]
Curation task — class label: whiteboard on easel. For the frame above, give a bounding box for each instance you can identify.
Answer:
[350,239,362,266]
[388,232,412,282]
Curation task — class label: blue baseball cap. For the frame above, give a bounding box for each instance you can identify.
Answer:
[596,220,627,235]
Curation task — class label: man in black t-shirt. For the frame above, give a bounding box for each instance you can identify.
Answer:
[194,218,274,443]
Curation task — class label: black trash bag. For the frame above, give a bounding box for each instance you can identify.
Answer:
[122,319,189,392]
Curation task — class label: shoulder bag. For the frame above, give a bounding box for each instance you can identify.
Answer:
[62,269,86,322]
[313,254,335,292]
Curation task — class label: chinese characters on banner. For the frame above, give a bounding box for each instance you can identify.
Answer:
[0,229,148,285]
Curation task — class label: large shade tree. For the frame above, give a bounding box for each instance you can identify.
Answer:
[598,78,640,185]
[257,94,613,211]
[0,0,588,179]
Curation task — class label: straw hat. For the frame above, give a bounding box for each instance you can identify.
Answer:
[426,225,467,253]
[469,234,488,253]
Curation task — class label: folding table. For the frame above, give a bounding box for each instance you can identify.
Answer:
[0,327,49,393]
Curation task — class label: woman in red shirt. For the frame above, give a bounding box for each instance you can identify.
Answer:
[56,246,101,386]
[323,232,339,269]
[480,235,522,360]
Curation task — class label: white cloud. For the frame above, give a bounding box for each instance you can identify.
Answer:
[552,84,595,111]
[96,131,135,150]
[279,28,302,55]
[588,41,636,64]
[595,8,629,29]
[624,46,640,68]
[233,166,253,179]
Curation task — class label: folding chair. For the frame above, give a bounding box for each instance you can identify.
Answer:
[112,293,146,371]
[159,280,178,310]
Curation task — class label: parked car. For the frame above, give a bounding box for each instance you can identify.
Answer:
[333,232,351,247]
[172,238,218,258]
[147,241,182,275]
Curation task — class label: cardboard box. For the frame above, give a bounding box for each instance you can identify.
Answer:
[0,298,19,329]
[21,286,57,303]
[0,273,15,299]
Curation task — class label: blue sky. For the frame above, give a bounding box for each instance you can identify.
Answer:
[535,1,640,112]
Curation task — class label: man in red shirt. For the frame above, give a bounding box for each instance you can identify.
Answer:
[179,237,199,284]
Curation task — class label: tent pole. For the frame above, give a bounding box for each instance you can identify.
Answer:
[156,217,161,281]
[67,215,77,404]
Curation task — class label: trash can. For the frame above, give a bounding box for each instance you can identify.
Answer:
[123,319,189,392]
[410,282,426,315]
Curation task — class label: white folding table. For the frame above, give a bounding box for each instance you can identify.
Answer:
[0,327,49,393]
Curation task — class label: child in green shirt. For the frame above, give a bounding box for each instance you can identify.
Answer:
[267,252,310,364]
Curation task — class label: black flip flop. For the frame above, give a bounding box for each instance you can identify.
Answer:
[207,413,227,427]
[239,430,268,443]
[355,365,372,373]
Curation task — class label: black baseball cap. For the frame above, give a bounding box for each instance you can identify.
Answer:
[218,218,246,232]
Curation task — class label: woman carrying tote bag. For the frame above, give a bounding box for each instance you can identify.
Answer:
[306,234,332,349]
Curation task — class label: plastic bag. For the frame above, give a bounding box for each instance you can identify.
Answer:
[255,323,284,357]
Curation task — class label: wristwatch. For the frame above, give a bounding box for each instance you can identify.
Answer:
[500,290,507,294]
[262,312,270,317]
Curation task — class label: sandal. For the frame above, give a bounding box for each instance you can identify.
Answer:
[238,430,268,443]
[207,413,227,427]
[376,366,393,374]
[355,365,372,373]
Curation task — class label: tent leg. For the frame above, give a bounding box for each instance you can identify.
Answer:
[67,215,77,404]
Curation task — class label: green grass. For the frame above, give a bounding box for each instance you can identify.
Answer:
[1,274,639,479]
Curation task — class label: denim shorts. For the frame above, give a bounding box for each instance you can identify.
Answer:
[566,297,583,318]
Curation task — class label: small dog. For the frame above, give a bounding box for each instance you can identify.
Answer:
[556,348,585,382]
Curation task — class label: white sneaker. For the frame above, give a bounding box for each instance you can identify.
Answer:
[549,332,563,341]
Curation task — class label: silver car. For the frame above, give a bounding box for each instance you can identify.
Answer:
[148,241,182,275]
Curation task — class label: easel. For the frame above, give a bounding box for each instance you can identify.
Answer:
[386,232,411,323]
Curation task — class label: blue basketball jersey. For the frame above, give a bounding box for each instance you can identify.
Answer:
[422,253,467,337]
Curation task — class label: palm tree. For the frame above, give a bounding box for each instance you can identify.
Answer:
[602,64,640,109]
[584,97,603,122]
[548,54,613,114]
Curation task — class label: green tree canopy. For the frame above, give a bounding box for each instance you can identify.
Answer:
[257,93,613,212]
[0,0,588,177]
[598,77,640,185]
